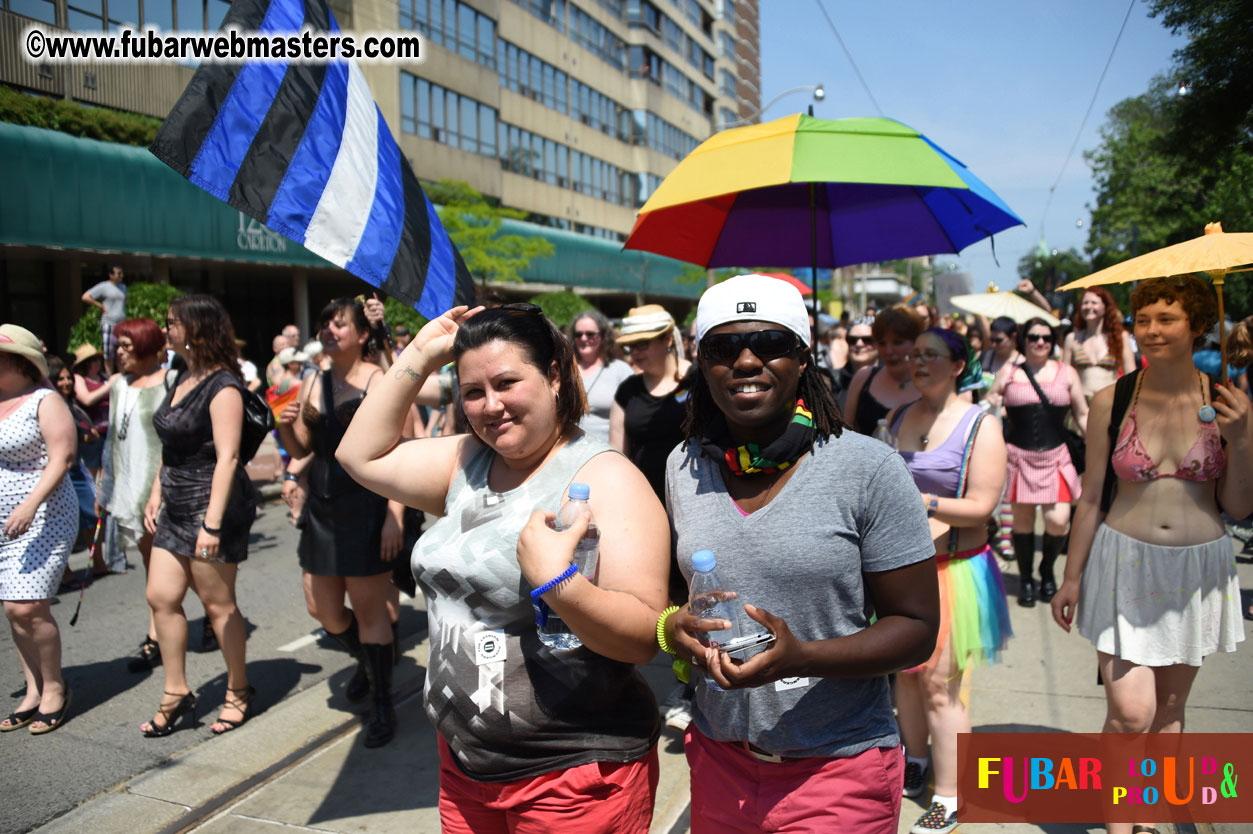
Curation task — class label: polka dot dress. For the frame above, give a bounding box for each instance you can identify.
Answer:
[0,389,76,601]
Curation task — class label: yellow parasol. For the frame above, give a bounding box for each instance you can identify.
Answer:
[949,288,1060,326]
[1059,223,1253,385]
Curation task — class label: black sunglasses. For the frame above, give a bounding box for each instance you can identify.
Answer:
[848,335,874,346]
[1025,333,1054,343]
[700,330,800,363]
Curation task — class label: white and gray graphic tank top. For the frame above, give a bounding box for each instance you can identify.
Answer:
[412,433,659,781]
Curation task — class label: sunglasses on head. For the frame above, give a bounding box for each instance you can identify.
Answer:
[700,329,799,363]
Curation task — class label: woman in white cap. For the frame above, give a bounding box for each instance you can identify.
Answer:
[609,304,692,499]
[659,275,939,833]
[0,324,78,735]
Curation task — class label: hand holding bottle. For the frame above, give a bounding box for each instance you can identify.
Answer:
[701,603,805,691]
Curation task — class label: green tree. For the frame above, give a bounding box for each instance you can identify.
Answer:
[425,179,554,286]
[529,290,594,329]
[67,281,184,352]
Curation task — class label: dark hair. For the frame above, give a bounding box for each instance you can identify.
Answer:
[453,307,586,438]
[318,297,374,361]
[46,355,68,381]
[168,294,241,378]
[3,351,43,384]
[568,309,616,366]
[682,351,845,444]
[989,316,1018,337]
[1075,286,1126,364]
[872,304,925,343]
[115,318,164,360]
[1130,275,1218,346]
[1017,317,1057,352]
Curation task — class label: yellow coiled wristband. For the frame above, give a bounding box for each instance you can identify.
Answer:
[656,605,681,655]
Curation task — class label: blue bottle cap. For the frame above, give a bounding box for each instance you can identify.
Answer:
[1198,404,1217,423]
[568,482,590,500]
[691,549,716,572]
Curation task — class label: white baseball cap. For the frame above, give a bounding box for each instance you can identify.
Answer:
[693,273,812,351]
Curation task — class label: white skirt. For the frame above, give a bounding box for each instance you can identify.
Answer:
[1077,524,1244,667]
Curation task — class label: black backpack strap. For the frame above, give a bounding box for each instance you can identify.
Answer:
[1100,369,1140,514]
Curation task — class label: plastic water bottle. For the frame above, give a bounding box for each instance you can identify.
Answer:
[688,549,745,691]
[537,483,600,649]
[872,418,892,445]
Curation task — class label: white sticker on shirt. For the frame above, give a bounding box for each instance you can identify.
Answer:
[474,630,507,666]
[775,676,810,692]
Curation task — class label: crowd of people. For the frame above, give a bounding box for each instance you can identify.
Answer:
[0,271,1248,834]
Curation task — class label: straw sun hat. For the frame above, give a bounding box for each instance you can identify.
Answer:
[616,304,677,345]
[0,324,49,379]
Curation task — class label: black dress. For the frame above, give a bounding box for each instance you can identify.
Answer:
[613,367,695,500]
[296,371,391,577]
[152,369,258,563]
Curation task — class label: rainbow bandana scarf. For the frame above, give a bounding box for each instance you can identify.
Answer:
[700,399,816,477]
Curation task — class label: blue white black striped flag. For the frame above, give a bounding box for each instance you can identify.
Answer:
[149,0,474,318]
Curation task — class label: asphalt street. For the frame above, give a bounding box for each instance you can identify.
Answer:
[0,499,421,834]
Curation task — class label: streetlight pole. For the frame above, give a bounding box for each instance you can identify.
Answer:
[719,84,825,129]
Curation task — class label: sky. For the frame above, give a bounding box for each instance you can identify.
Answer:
[758,0,1186,290]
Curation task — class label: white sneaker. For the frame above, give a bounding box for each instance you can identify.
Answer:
[659,684,693,730]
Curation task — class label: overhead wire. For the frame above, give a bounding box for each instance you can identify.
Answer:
[812,0,884,116]
[1038,0,1137,238]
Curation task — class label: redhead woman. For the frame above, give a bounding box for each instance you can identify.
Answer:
[1062,286,1136,400]
[337,304,670,833]
[887,329,1011,834]
[142,295,258,736]
[844,305,924,435]
[1053,275,1248,834]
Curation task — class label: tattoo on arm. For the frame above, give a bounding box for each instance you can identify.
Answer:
[394,365,423,382]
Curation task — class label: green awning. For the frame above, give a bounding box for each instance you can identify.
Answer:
[0,122,701,297]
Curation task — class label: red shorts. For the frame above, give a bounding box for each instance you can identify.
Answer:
[685,725,903,833]
[437,739,658,834]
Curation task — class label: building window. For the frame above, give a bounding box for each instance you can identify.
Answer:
[7,0,56,24]
[719,68,736,98]
[403,0,495,68]
[506,0,566,34]
[406,73,497,159]
[569,5,626,69]
[718,30,735,59]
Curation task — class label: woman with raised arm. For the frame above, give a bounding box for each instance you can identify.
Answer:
[277,297,409,748]
[988,317,1089,607]
[887,329,1011,834]
[660,275,939,833]
[337,304,670,833]
[1053,275,1248,834]
[141,295,258,737]
[844,305,924,435]
[1062,286,1136,401]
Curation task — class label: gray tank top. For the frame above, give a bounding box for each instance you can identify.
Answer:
[412,432,659,781]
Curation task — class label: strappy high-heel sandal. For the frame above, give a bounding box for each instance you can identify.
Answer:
[210,685,255,735]
[140,690,197,737]
[127,636,162,673]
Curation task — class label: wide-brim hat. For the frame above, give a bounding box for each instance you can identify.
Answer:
[616,304,676,345]
[71,343,102,370]
[302,340,324,357]
[0,324,49,379]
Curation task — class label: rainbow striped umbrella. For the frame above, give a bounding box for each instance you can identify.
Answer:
[624,115,1023,287]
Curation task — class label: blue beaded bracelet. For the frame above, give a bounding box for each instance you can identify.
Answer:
[530,563,579,628]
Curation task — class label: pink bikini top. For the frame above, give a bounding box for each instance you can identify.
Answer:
[1110,407,1225,483]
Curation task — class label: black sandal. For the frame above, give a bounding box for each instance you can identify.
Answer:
[139,690,197,737]
[29,688,72,735]
[127,636,162,673]
[211,685,255,735]
[0,706,38,733]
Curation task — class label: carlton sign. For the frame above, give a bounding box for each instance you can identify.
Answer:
[236,213,288,253]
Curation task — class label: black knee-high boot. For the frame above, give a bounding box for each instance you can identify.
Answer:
[326,612,370,703]
[392,621,400,667]
[1013,532,1036,607]
[1039,533,1065,602]
[361,642,396,748]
